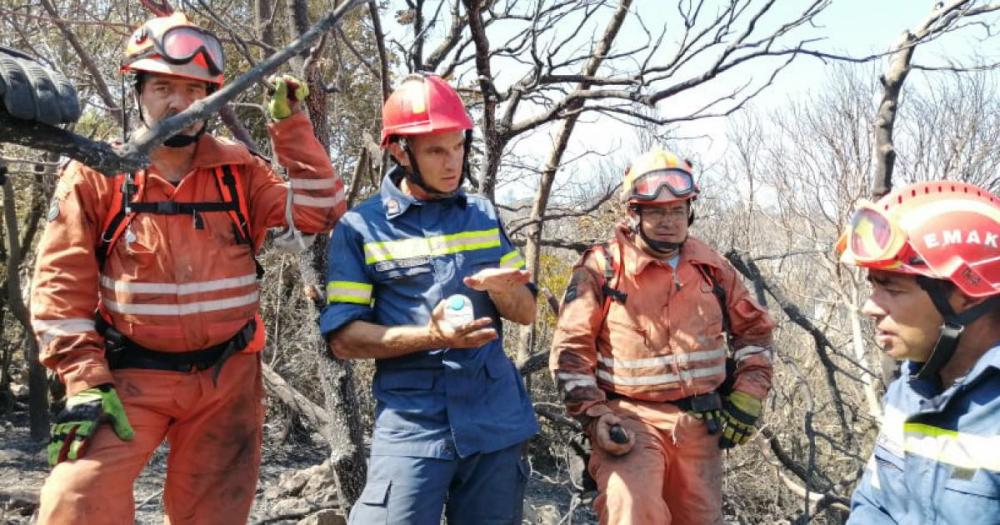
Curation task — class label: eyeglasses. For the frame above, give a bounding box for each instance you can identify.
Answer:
[629,169,696,201]
[138,25,225,76]
[838,202,909,268]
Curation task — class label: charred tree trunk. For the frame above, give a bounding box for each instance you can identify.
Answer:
[286,0,367,510]
[515,0,633,363]
[1,160,48,439]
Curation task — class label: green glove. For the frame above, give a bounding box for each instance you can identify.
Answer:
[718,391,762,449]
[48,384,134,466]
[267,74,308,120]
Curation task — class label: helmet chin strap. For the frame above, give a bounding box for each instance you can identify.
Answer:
[629,211,686,254]
[914,276,1000,382]
[400,130,473,200]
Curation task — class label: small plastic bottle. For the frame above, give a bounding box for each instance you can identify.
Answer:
[443,294,474,328]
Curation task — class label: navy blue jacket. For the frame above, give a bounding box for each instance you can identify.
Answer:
[320,170,539,459]
[849,344,1000,524]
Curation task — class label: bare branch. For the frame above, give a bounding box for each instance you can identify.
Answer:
[1,0,366,176]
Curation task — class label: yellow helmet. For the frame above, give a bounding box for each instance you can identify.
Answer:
[622,149,699,206]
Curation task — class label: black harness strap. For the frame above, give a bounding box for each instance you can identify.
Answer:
[596,243,739,394]
[216,164,253,246]
[97,165,262,276]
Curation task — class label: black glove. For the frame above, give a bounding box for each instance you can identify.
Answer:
[0,46,80,126]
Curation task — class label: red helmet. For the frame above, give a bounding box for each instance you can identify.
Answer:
[838,181,1000,297]
[381,74,473,147]
[622,149,699,206]
[122,12,224,86]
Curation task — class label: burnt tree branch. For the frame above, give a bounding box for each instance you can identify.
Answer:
[0,0,366,176]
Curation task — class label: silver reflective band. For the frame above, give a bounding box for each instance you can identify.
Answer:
[596,363,726,386]
[100,274,257,295]
[103,291,260,316]
[597,347,725,369]
[290,178,339,190]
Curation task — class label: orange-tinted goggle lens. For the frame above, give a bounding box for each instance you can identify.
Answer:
[631,169,695,200]
[848,207,898,262]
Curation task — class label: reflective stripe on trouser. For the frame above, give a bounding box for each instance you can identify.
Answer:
[589,399,723,525]
[37,353,264,525]
[348,442,529,525]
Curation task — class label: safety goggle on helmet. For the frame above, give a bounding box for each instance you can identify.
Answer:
[622,149,700,205]
[837,181,1000,298]
[123,12,225,86]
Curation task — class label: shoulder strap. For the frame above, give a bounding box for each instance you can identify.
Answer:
[97,171,146,269]
[693,262,731,340]
[213,165,253,247]
[214,165,263,278]
[595,242,628,320]
[97,165,261,276]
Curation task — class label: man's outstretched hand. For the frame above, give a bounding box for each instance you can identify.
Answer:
[463,268,531,293]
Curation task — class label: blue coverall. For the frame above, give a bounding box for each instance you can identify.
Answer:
[320,169,539,524]
[848,344,1000,524]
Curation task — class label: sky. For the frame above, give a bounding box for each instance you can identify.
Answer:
[380,1,1000,203]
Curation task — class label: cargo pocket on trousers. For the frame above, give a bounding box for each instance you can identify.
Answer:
[350,479,391,525]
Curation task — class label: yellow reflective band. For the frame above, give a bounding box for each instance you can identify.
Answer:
[903,422,1000,472]
[499,249,526,269]
[363,229,501,264]
[327,281,373,305]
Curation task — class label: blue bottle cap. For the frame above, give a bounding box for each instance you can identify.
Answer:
[448,295,466,310]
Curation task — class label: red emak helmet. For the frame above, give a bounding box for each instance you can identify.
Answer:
[838,181,1000,297]
[380,74,473,147]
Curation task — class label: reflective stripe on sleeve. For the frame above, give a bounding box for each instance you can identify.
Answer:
[290,178,339,190]
[363,228,501,264]
[500,249,526,269]
[327,281,373,305]
[733,344,772,362]
[32,318,97,347]
[32,318,96,336]
[293,191,345,208]
[557,372,598,392]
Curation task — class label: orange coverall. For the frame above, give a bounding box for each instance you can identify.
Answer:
[550,223,775,525]
[31,112,345,524]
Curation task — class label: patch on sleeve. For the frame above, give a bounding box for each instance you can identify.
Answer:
[562,271,584,304]
[46,197,61,221]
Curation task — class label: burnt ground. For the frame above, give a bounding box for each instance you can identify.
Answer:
[0,404,595,524]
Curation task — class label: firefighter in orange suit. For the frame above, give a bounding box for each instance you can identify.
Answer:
[30,12,345,524]
[549,149,776,525]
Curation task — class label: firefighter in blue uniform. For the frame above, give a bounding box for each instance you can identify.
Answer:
[838,180,1000,524]
[320,74,539,524]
